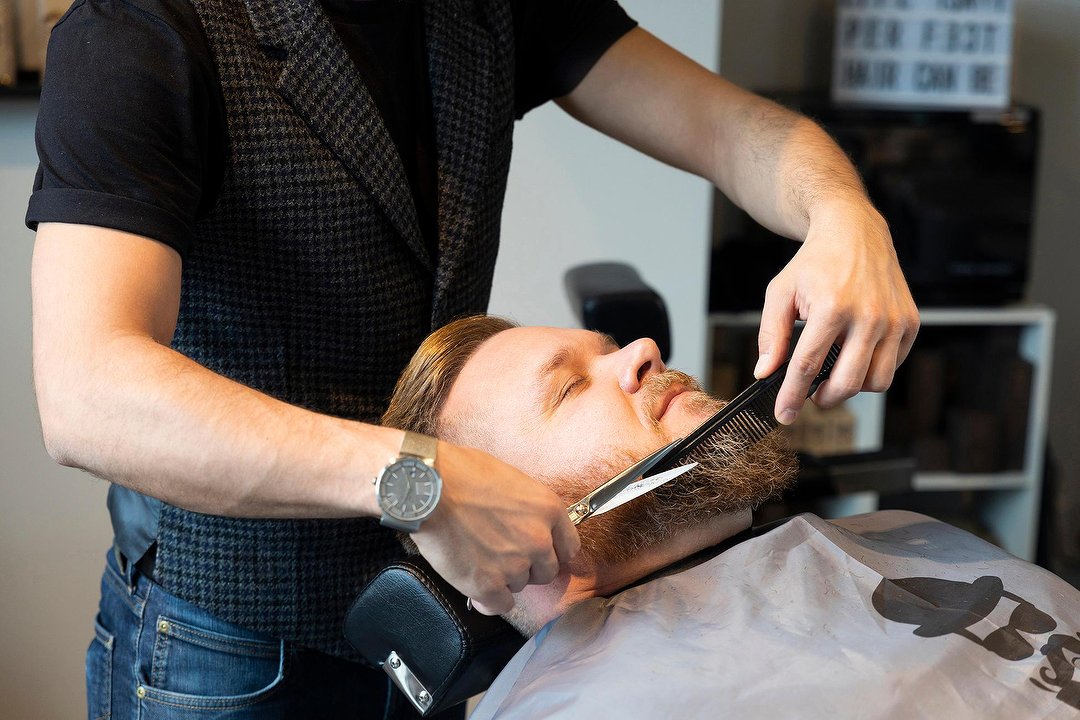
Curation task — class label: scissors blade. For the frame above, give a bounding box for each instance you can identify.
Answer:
[566,438,685,525]
[588,462,697,519]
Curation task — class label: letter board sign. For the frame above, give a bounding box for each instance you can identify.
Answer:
[832,0,1013,109]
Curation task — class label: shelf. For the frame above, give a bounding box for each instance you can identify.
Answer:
[707,304,1056,560]
[709,304,1056,328]
[913,471,1029,492]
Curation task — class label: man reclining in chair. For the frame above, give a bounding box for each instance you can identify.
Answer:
[381,315,1080,718]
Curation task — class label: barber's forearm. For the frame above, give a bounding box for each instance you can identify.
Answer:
[564,28,918,418]
[36,333,396,519]
[709,96,874,241]
[37,327,589,615]
[32,222,400,519]
[561,27,877,241]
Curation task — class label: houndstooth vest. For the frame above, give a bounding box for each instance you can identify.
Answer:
[153,0,514,658]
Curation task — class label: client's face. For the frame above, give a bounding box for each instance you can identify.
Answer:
[439,327,796,564]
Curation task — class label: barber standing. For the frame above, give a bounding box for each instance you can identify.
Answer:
[28,0,917,717]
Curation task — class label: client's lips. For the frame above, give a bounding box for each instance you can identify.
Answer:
[654,386,688,421]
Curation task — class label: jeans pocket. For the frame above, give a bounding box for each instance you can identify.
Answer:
[86,616,114,720]
[139,614,285,715]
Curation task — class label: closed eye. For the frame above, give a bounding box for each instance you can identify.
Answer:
[559,377,586,404]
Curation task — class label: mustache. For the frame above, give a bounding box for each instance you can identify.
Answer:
[639,370,705,425]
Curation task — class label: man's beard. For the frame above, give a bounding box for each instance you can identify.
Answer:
[547,370,799,565]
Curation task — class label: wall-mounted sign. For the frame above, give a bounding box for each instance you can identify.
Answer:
[832,0,1014,110]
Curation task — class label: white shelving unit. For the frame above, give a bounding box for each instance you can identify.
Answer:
[707,306,1056,560]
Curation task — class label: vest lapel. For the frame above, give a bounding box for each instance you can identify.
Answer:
[423,1,501,324]
[241,0,432,273]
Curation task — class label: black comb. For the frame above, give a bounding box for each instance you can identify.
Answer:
[653,343,841,473]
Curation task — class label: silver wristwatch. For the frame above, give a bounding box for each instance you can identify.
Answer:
[374,431,443,532]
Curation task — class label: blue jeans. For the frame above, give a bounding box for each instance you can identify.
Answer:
[87,548,460,719]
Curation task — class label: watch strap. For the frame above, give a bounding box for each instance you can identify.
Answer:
[380,515,422,533]
[400,431,438,463]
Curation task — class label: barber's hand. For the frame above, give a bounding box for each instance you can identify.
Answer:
[411,442,581,615]
[756,199,920,423]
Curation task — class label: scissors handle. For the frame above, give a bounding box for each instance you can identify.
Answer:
[567,501,591,526]
[565,438,683,525]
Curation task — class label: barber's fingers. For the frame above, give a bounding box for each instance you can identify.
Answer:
[811,330,874,408]
[467,544,562,614]
[503,559,533,594]
[863,331,904,394]
[468,548,557,615]
[551,513,581,567]
[756,278,798,379]
[528,549,560,586]
[468,563,519,614]
[774,316,844,424]
[896,316,918,368]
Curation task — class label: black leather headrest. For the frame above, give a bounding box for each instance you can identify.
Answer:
[344,556,526,716]
[564,262,671,361]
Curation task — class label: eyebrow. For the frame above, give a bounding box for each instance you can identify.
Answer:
[536,346,573,383]
[595,331,619,353]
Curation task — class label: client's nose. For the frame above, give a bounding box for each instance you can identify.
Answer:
[616,338,666,394]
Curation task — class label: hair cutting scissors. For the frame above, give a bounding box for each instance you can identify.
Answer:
[566,438,697,525]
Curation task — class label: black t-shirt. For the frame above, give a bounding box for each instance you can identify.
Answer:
[322,0,441,255]
[26,0,636,260]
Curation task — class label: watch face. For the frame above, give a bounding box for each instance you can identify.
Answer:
[377,457,441,522]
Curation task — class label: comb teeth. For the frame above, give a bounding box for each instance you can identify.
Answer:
[654,343,841,472]
[728,396,779,444]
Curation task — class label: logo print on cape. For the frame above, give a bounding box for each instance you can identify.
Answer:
[872,575,1079,710]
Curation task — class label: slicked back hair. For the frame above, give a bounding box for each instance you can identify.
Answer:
[381,314,517,435]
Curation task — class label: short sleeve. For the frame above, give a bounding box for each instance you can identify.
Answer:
[511,0,637,118]
[25,0,225,260]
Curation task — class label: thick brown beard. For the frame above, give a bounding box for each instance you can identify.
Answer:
[549,373,799,565]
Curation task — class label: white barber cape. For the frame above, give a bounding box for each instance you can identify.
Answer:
[471,511,1080,719]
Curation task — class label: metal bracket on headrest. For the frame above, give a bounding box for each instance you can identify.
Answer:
[383,650,434,715]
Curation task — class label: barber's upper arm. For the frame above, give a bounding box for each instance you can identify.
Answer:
[555,27,757,183]
[31,222,182,386]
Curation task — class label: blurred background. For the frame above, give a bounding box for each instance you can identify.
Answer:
[1,1,1077,716]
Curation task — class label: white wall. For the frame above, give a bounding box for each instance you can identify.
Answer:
[491,0,721,380]
[0,101,113,719]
